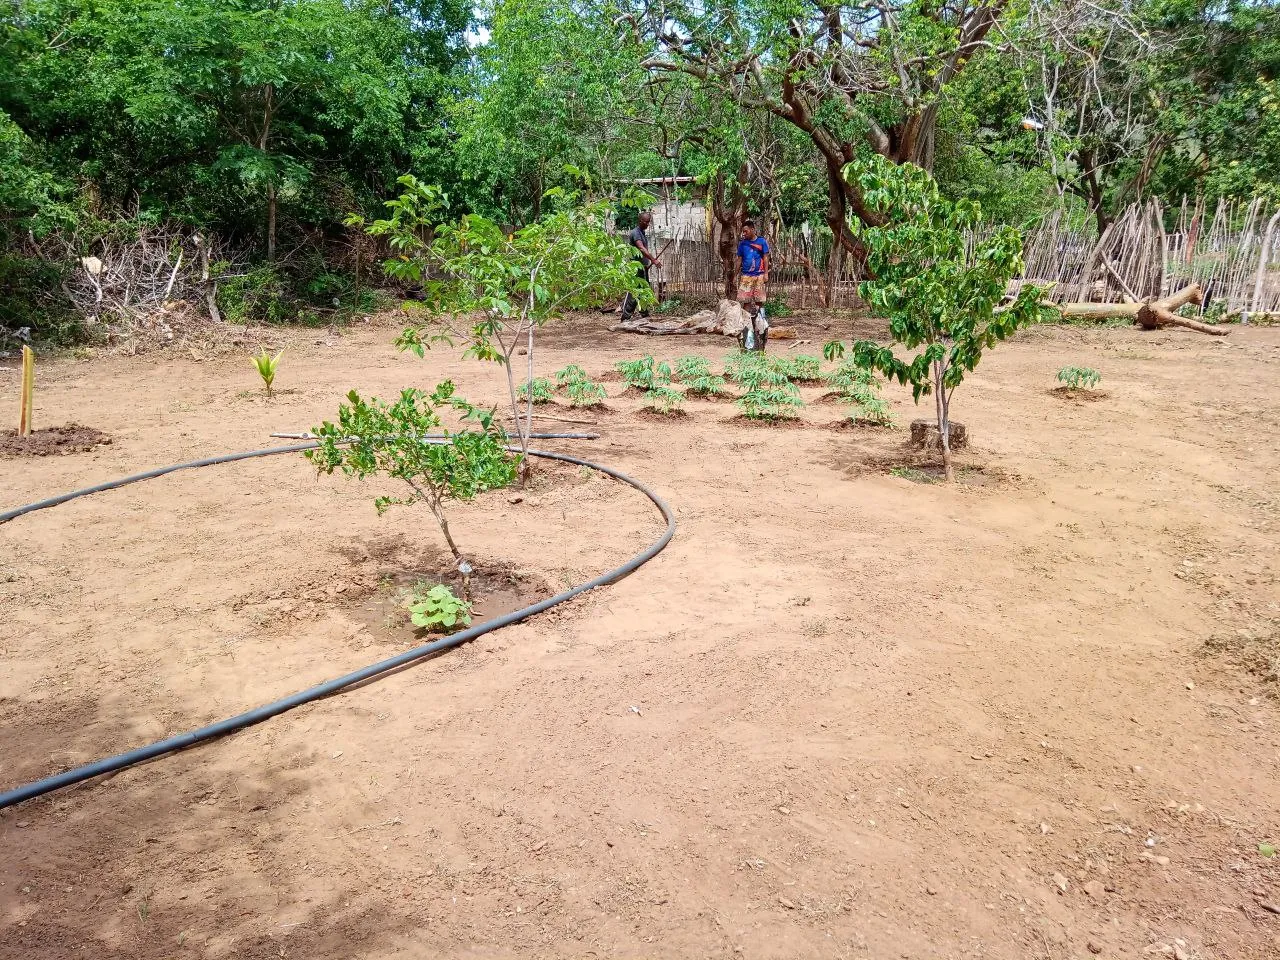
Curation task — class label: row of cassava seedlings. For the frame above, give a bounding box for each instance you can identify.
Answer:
[610,352,895,424]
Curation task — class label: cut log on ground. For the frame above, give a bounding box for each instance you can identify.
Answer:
[611,299,799,339]
[1056,283,1227,336]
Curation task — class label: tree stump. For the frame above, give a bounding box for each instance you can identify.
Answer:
[910,419,968,451]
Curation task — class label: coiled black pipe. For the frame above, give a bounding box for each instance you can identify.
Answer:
[0,444,674,809]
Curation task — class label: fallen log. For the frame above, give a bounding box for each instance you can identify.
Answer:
[1056,283,1227,336]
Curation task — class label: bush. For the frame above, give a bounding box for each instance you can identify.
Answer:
[0,254,83,348]
[1056,366,1101,390]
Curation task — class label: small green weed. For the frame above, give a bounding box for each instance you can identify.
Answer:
[1056,366,1101,390]
[406,582,473,630]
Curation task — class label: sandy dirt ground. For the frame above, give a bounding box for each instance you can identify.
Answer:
[1,312,1278,960]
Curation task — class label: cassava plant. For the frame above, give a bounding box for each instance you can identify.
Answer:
[674,355,727,396]
[727,352,803,420]
[555,364,607,406]
[643,385,684,415]
[517,377,555,404]
[350,175,650,482]
[845,156,1049,480]
[1057,366,1101,390]
[306,380,517,599]
[616,355,672,391]
[825,355,894,426]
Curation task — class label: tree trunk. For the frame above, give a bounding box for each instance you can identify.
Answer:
[712,165,748,299]
[933,358,954,482]
[260,83,276,262]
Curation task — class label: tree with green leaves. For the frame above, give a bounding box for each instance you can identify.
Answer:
[353,175,650,475]
[307,381,516,599]
[839,156,1048,481]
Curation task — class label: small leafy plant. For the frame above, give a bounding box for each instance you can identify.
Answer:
[1056,366,1101,390]
[616,355,672,391]
[674,354,728,396]
[251,347,284,397]
[554,364,590,387]
[555,364,607,406]
[728,352,803,419]
[828,360,894,425]
[406,582,473,630]
[307,381,516,599]
[643,384,685,414]
[517,376,555,404]
[778,354,822,383]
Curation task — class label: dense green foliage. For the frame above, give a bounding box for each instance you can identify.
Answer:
[2,0,1276,343]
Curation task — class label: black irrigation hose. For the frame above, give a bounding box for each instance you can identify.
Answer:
[0,444,674,809]
[0,433,598,526]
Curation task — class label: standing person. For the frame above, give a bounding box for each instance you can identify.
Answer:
[620,211,661,323]
[736,219,770,310]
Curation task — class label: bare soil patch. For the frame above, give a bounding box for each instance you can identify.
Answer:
[2,312,1279,960]
[0,423,111,457]
[1050,385,1110,402]
[634,406,689,421]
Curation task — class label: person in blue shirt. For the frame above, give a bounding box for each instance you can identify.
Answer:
[736,220,770,310]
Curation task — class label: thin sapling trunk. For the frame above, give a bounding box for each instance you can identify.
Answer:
[933,357,954,482]
[408,479,473,600]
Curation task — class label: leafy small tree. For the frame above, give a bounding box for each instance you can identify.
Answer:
[844,156,1048,481]
[307,381,516,599]
[351,175,650,479]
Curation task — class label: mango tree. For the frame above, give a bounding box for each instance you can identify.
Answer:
[841,156,1048,481]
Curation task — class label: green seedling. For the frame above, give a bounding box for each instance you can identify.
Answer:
[517,377,555,404]
[616,356,672,390]
[1057,366,1102,390]
[407,582,473,630]
[251,347,283,397]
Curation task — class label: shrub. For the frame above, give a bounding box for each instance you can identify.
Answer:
[1056,366,1101,390]
[307,381,517,599]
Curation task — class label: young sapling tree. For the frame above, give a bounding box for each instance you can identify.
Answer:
[306,381,516,599]
[844,156,1048,480]
[350,176,649,481]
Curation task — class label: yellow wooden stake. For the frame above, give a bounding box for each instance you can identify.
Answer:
[19,345,34,436]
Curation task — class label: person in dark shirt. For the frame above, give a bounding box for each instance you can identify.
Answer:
[736,219,770,310]
[621,211,661,322]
